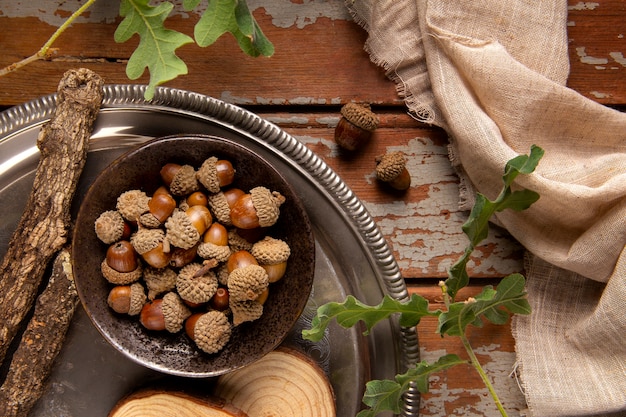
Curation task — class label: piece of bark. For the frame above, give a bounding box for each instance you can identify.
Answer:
[0,68,103,364]
[108,390,249,417]
[0,247,79,417]
[214,347,336,417]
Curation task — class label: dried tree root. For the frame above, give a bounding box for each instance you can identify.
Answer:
[214,347,336,417]
[0,68,104,364]
[108,390,249,417]
[0,248,79,417]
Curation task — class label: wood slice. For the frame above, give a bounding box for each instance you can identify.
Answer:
[214,347,336,417]
[108,390,248,417]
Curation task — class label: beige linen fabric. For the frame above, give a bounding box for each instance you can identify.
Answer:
[346,0,626,416]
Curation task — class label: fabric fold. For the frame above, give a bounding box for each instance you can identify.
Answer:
[347,0,626,415]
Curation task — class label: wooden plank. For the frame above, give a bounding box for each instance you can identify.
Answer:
[567,0,626,104]
[271,111,525,279]
[0,2,626,106]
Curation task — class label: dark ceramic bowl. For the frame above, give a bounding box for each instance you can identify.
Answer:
[72,134,315,377]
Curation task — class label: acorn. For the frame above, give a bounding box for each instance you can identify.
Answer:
[106,240,139,273]
[209,287,230,311]
[196,157,236,193]
[185,205,213,235]
[227,264,269,302]
[186,191,208,207]
[107,282,146,315]
[94,210,126,244]
[161,163,200,196]
[227,250,259,273]
[250,236,291,283]
[198,222,231,263]
[334,102,379,151]
[143,266,178,300]
[164,210,201,250]
[147,192,177,223]
[139,299,166,331]
[161,291,192,333]
[176,263,219,305]
[189,310,232,354]
[131,228,172,269]
[116,189,150,223]
[375,151,411,191]
[230,186,285,229]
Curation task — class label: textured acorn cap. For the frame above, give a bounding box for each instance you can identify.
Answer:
[128,282,147,316]
[207,191,232,225]
[216,263,230,286]
[194,310,232,354]
[340,102,379,131]
[197,241,232,263]
[170,164,200,196]
[165,210,201,250]
[251,236,291,265]
[196,156,221,193]
[227,264,269,302]
[143,266,177,300]
[130,228,166,255]
[227,229,253,252]
[230,299,264,326]
[94,210,126,244]
[250,186,285,228]
[176,263,219,304]
[375,151,407,182]
[100,258,143,285]
[162,291,192,333]
[116,190,150,222]
[138,212,162,229]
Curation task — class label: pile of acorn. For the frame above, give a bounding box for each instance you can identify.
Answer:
[93,156,291,355]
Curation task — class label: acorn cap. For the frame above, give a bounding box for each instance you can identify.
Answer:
[230,300,264,326]
[250,186,285,228]
[138,212,161,229]
[162,291,192,333]
[227,264,269,302]
[375,151,407,182]
[340,102,379,131]
[193,311,232,354]
[227,229,253,252]
[196,156,221,193]
[176,263,219,304]
[216,263,230,286]
[143,266,177,300]
[128,282,147,316]
[117,190,150,222]
[100,258,143,285]
[207,191,232,225]
[94,210,126,244]
[250,236,291,265]
[197,241,232,263]
[170,164,200,196]
[165,210,201,250]
[130,228,166,255]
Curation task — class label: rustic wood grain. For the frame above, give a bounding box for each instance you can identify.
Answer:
[0,1,624,416]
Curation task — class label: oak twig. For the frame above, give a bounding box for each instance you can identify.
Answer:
[0,248,79,417]
[0,68,104,364]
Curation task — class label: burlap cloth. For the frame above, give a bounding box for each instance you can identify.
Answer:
[345,0,626,415]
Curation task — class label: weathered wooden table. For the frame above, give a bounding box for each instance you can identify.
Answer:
[0,1,623,416]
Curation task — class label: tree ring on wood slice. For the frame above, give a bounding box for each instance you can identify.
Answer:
[214,347,336,416]
[108,390,248,417]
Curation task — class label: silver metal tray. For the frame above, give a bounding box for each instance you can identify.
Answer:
[0,85,420,417]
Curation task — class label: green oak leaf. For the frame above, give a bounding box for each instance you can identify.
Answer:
[357,354,467,417]
[445,146,543,300]
[438,273,531,336]
[192,0,274,57]
[301,294,437,342]
[115,0,194,101]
